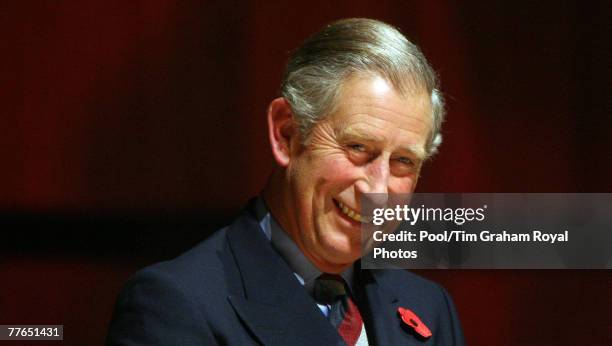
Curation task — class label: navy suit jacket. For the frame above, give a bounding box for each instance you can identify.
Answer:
[107,203,464,345]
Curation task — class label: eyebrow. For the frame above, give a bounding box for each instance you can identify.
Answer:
[337,126,427,161]
[337,126,383,144]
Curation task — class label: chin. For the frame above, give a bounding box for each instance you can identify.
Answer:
[319,239,361,266]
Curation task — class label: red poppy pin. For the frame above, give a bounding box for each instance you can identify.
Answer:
[398,307,432,338]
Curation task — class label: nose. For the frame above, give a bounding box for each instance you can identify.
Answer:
[355,156,390,207]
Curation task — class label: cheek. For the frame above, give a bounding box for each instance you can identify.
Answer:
[322,157,358,185]
[389,176,418,193]
[293,156,356,203]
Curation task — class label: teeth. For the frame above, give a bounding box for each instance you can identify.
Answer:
[337,201,369,223]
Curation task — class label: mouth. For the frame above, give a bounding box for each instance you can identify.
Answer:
[333,199,371,224]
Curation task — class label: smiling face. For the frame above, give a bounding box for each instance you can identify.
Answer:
[267,74,432,273]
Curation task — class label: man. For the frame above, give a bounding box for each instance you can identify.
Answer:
[107,18,464,345]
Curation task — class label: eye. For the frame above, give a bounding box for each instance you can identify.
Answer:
[391,156,419,176]
[345,143,371,164]
[348,143,366,152]
[396,157,414,166]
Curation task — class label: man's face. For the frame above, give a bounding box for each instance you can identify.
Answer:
[285,75,432,272]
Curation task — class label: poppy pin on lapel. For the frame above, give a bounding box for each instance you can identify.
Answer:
[398,307,432,338]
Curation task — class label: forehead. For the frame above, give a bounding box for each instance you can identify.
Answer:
[327,75,432,154]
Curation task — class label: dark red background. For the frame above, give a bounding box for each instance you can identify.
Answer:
[2,1,611,345]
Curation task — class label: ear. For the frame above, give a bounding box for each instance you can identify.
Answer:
[267,97,296,167]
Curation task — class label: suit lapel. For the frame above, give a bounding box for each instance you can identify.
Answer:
[357,266,401,345]
[224,207,342,345]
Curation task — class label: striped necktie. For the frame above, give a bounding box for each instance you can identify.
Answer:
[314,274,363,346]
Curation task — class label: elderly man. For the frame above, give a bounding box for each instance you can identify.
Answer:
[107,18,464,345]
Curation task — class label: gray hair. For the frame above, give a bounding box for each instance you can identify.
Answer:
[281,18,444,157]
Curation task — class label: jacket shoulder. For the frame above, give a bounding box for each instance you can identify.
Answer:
[106,227,242,345]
